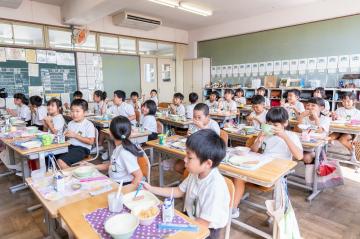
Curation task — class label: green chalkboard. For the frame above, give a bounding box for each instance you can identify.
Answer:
[102,54,140,98]
[0,49,77,98]
[198,14,360,65]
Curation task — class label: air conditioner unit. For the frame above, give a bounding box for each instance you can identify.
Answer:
[112,11,162,31]
[0,0,23,9]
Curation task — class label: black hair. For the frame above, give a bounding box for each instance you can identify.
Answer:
[194,103,209,116]
[150,89,157,94]
[257,87,266,92]
[47,98,63,114]
[110,116,143,157]
[71,99,88,111]
[209,91,219,99]
[251,95,265,105]
[308,97,325,107]
[94,90,107,101]
[130,91,139,98]
[189,92,199,104]
[266,107,289,124]
[114,90,126,101]
[13,93,29,105]
[173,92,184,101]
[340,92,357,101]
[142,100,157,115]
[224,89,234,95]
[186,129,226,168]
[313,87,326,99]
[235,88,244,96]
[287,89,301,98]
[73,91,83,98]
[29,95,43,107]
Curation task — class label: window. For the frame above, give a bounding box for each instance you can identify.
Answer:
[99,35,119,53]
[138,40,158,55]
[74,33,96,51]
[13,24,44,47]
[0,22,13,44]
[48,28,72,49]
[119,37,136,54]
[157,42,174,57]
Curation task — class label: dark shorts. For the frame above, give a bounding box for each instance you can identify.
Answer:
[148,132,158,141]
[58,145,90,166]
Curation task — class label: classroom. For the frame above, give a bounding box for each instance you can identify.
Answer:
[0,0,360,238]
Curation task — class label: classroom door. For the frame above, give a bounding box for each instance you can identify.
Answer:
[157,58,175,103]
[140,57,158,99]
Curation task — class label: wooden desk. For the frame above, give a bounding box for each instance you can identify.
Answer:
[289,119,360,135]
[223,129,258,146]
[209,112,237,122]
[156,116,193,131]
[87,116,111,128]
[59,186,210,239]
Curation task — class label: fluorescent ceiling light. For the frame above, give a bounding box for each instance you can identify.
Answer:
[179,2,212,16]
[148,0,178,8]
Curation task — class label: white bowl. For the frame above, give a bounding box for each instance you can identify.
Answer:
[132,206,160,226]
[234,146,251,155]
[73,166,95,178]
[104,213,139,239]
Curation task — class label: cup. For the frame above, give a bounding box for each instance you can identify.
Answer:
[261,124,273,136]
[41,134,54,146]
[108,192,123,213]
[158,134,166,145]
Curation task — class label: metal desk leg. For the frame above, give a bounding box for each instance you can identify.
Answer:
[44,211,61,239]
[159,152,164,187]
[9,157,28,193]
[307,146,322,202]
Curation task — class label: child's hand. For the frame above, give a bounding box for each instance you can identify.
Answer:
[301,110,310,117]
[272,125,286,139]
[193,119,204,129]
[64,130,77,138]
[64,103,69,109]
[330,111,338,120]
[142,181,152,191]
[309,110,319,119]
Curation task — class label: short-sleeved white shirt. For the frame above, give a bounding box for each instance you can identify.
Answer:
[67,118,95,150]
[249,110,268,130]
[174,104,185,116]
[50,114,65,133]
[107,102,136,124]
[302,115,331,136]
[179,168,230,229]
[222,100,237,112]
[185,104,196,119]
[189,119,220,136]
[262,130,303,160]
[140,115,157,133]
[205,100,219,109]
[32,105,47,126]
[234,96,247,105]
[17,104,31,121]
[335,107,360,120]
[108,145,140,183]
[150,96,158,106]
[94,101,107,115]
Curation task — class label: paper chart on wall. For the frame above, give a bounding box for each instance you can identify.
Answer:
[298,59,307,75]
[251,63,258,76]
[36,50,47,63]
[338,55,349,73]
[28,86,44,97]
[350,54,360,72]
[216,66,221,76]
[316,57,327,73]
[239,64,245,76]
[327,56,338,73]
[281,60,290,74]
[46,51,57,64]
[289,59,298,74]
[221,65,227,78]
[307,58,317,72]
[6,48,26,61]
[28,63,39,77]
[0,48,5,62]
[245,64,252,76]
[258,62,266,76]
[266,61,273,75]
[273,61,281,75]
[232,65,239,77]
[77,52,86,65]
[25,49,36,63]
[226,65,233,77]
[211,66,216,77]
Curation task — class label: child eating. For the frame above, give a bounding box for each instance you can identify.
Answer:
[29,95,47,131]
[205,91,219,110]
[234,88,246,105]
[256,87,270,108]
[169,93,185,116]
[282,89,305,119]
[107,90,136,124]
[220,89,237,113]
[185,92,199,119]
[6,93,31,125]
[246,95,267,130]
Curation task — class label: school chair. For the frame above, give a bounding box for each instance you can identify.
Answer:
[327,135,360,171]
[72,128,99,166]
[135,110,141,123]
[224,176,235,239]
[157,120,164,134]
[138,148,151,184]
[220,130,229,145]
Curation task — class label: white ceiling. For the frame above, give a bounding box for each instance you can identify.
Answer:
[32,0,324,30]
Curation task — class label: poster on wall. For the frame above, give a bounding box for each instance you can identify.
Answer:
[350,54,360,72]
[232,65,239,77]
[245,63,252,76]
[307,58,317,73]
[258,62,266,76]
[221,65,227,78]
[226,65,233,77]
[211,66,217,77]
[289,59,298,74]
[316,57,327,73]
[0,47,6,62]
[266,61,273,75]
[239,64,245,77]
[298,59,307,75]
[251,63,258,76]
[281,60,290,74]
[216,66,221,76]
[327,56,338,73]
[338,55,349,73]
[273,61,281,75]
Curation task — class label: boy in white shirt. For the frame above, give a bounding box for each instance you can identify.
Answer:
[247,95,268,130]
[282,89,305,119]
[185,92,198,119]
[169,92,185,116]
[58,99,95,169]
[129,91,142,111]
[7,93,31,125]
[29,95,47,131]
[220,89,237,113]
[256,87,270,109]
[144,129,230,239]
[205,91,219,110]
[330,92,360,151]
[149,89,159,106]
[232,107,303,218]
[107,90,136,125]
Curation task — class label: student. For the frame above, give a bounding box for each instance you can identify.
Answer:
[185,92,199,119]
[234,88,246,105]
[149,89,159,106]
[64,90,83,110]
[6,93,31,125]
[256,87,270,108]
[140,100,158,140]
[96,116,143,186]
[143,129,230,239]
[232,107,303,218]
[330,92,360,151]
[29,96,47,131]
[57,99,95,169]
[298,97,330,164]
[205,91,219,110]
[188,103,220,136]
[246,95,267,130]
[313,87,330,115]
[93,90,107,115]
[282,89,305,119]
[169,93,185,116]
[129,91,141,111]
[220,89,237,113]
[43,98,65,134]
[107,90,136,124]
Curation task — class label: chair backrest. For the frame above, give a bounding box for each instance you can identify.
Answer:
[220,129,229,145]
[245,136,257,148]
[137,151,151,184]
[135,110,141,123]
[156,120,164,134]
[158,102,171,108]
[224,176,235,208]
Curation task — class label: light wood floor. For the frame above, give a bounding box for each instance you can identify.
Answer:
[1,162,360,239]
